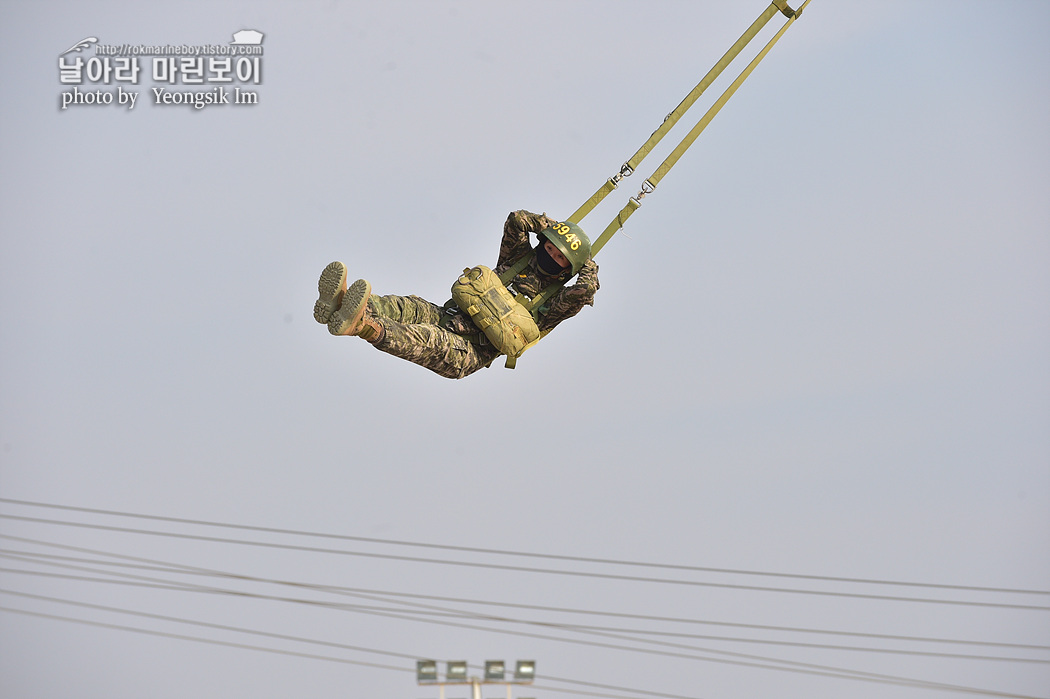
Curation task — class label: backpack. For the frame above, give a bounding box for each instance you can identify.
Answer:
[451,265,540,359]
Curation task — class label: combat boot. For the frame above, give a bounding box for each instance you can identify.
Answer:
[313,261,348,324]
[328,279,383,342]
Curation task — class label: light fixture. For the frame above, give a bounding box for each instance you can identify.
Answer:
[484,660,505,681]
[416,660,438,683]
[447,660,468,681]
[514,660,536,682]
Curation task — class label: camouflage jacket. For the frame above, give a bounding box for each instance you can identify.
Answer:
[442,210,600,339]
[493,210,600,333]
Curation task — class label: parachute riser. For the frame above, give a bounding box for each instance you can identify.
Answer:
[570,0,810,255]
[568,1,787,226]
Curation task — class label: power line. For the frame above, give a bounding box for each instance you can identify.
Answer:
[0,588,694,699]
[0,604,411,672]
[5,534,1046,654]
[5,550,1045,667]
[0,565,1038,698]
[3,497,1045,596]
[543,623,1050,664]
[3,513,1047,611]
[0,586,421,662]
[0,603,675,699]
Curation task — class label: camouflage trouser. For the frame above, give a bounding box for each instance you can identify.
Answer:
[369,294,501,380]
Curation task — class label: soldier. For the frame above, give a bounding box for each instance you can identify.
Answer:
[313,210,599,379]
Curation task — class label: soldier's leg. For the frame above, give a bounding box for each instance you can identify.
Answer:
[326,279,496,379]
[372,321,498,379]
[368,293,445,326]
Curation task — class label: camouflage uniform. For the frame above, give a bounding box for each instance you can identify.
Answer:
[368,210,600,379]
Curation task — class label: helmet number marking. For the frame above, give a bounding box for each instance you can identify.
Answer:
[551,222,581,250]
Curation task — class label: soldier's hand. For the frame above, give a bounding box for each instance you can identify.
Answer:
[511,210,535,232]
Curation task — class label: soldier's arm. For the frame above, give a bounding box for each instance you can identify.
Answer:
[537,259,600,331]
[498,210,551,267]
[572,258,600,301]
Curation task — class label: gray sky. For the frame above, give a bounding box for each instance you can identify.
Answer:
[1,1,1048,698]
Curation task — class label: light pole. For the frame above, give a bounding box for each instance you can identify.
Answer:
[417,659,535,699]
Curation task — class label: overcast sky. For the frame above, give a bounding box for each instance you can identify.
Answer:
[1,2,1048,698]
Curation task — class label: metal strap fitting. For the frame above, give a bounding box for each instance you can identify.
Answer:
[772,0,796,18]
[611,163,634,185]
[626,179,655,209]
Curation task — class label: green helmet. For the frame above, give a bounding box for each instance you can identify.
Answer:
[539,220,591,275]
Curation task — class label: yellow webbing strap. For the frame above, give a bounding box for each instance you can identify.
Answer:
[498,250,558,322]
[644,0,805,192]
[588,0,809,258]
[506,0,810,366]
[591,197,641,258]
[567,1,792,226]
[498,252,534,286]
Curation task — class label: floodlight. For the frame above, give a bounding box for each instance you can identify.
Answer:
[514,660,536,682]
[416,660,438,682]
[484,660,505,681]
[447,660,468,681]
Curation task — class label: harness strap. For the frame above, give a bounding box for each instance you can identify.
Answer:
[498,249,571,325]
[643,1,807,193]
[589,0,811,258]
[515,278,564,317]
[567,1,791,225]
[498,252,534,286]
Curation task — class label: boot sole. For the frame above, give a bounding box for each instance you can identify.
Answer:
[313,261,348,324]
[328,279,371,336]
